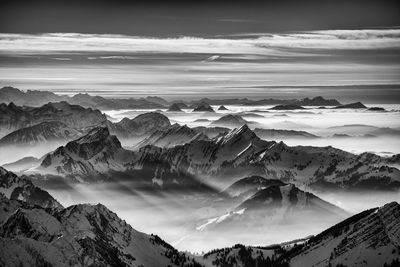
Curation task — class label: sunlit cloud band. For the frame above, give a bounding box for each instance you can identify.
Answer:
[0,29,399,55]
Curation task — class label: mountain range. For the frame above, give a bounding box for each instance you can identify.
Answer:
[0,102,323,149]
[0,102,172,146]
[0,121,81,147]
[136,124,209,149]
[127,124,400,190]
[0,86,166,110]
[0,86,342,109]
[11,123,398,192]
[0,101,106,138]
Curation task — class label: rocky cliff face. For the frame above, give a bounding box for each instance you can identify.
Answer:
[289,202,400,267]
[197,202,400,267]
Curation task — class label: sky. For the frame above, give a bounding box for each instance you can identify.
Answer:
[0,0,400,102]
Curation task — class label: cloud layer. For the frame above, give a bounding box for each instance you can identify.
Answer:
[0,29,399,102]
[0,29,399,55]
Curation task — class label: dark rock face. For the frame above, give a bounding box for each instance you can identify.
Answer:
[270,104,305,110]
[334,102,367,109]
[193,102,215,112]
[218,105,228,110]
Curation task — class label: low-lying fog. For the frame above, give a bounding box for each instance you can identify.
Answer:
[35,179,400,253]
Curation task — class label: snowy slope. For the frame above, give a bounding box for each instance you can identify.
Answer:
[290,202,400,267]
[196,202,400,267]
